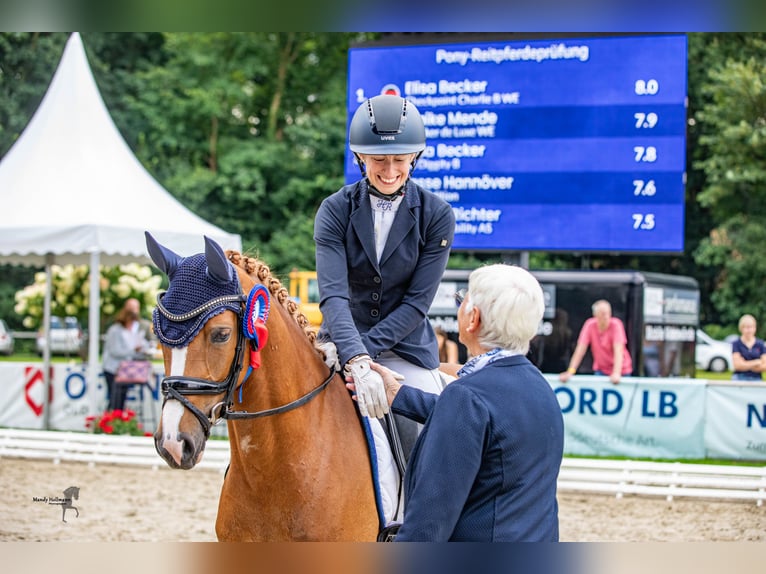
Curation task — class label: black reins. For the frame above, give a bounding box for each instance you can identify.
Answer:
[157,290,336,437]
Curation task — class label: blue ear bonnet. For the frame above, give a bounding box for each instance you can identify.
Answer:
[152,253,243,348]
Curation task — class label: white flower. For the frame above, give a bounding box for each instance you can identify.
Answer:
[15,263,162,329]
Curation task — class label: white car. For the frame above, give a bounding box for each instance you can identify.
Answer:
[695,329,733,373]
[36,316,84,356]
[0,319,14,355]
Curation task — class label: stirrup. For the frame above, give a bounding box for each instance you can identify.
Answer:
[377,522,401,542]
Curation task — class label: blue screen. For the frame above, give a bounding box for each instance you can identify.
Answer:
[346,34,688,253]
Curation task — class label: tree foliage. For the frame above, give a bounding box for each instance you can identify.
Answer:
[692,34,766,325]
[86,32,361,278]
[2,32,766,331]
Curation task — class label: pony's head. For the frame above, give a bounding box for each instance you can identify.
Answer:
[145,232,323,471]
[147,232,255,469]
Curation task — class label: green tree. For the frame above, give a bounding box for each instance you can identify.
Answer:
[87,32,371,276]
[0,33,67,157]
[7,32,766,334]
[693,34,766,325]
[0,33,68,330]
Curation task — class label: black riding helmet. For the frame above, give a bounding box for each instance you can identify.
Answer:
[349,95,426,183]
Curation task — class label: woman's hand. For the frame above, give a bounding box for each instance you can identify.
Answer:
[345,361,403,406]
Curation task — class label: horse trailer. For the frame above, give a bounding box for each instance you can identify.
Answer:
[429,270,700,378]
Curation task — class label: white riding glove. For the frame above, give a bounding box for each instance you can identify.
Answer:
[344,354,389,419]
[315,340,340,372]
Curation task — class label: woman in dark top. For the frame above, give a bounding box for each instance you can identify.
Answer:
[731,314,766,381]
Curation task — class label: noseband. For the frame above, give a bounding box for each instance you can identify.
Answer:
[156,291,335,437]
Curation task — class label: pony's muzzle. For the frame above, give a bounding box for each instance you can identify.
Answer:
[155,429,204,470]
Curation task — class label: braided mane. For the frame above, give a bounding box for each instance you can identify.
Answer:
[225,250,318,346]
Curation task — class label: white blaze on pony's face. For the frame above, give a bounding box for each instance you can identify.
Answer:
[160,347,189,466]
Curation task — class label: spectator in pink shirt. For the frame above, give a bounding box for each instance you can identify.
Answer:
[558,299,632,384]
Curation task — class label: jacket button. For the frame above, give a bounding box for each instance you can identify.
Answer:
[373,276,381,284]
[371,309,379,317]
[372,293,380,301]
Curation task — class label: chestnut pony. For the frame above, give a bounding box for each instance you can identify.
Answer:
[145,233,378,541]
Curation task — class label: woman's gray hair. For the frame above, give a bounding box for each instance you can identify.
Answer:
[464,264,544,354]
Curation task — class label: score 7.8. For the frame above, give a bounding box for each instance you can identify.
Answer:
[633,146,657,162]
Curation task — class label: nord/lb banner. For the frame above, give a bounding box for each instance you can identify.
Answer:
[705,382,766,460]
[545,375,766,460]
[548,376,708,459]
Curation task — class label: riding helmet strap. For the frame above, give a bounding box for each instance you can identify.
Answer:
[243,284,270,370]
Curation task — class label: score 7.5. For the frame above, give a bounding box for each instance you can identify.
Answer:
[632,213,656,230]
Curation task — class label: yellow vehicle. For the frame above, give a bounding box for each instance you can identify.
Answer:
[288,269,323,328]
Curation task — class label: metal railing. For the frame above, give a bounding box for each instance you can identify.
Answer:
[1,428,764,505]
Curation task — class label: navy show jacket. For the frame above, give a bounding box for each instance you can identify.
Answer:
[392,355,565,542]
[314,179,455,368]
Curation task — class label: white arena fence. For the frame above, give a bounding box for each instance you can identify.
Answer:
[1,428,764,506]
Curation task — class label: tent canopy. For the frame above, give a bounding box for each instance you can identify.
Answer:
[0,32,241,266]
[0,32,242,424]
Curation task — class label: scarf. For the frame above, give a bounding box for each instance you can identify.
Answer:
[457,347,519,378]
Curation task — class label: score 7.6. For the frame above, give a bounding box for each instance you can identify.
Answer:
[633,179,656,196]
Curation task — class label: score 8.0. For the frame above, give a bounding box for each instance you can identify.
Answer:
[635,79,659,95]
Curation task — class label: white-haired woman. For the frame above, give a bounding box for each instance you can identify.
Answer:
[353,264,564,541]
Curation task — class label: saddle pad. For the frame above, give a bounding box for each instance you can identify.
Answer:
[361,416,401,529]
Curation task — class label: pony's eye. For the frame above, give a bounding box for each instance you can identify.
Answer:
[211,328,232,344]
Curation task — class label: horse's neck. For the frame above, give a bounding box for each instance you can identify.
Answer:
[242,304,328,407]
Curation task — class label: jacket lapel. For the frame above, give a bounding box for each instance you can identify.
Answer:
[349,183,380,269]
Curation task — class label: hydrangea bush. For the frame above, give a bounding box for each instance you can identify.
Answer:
[14,263,163,329]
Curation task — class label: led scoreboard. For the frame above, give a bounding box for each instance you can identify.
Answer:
[346,34,688,253]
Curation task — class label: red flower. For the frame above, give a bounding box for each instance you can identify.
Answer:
[84,409,149,436]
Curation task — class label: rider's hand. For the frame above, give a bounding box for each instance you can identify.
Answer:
[315,340,340,371]
[343,354,389,419]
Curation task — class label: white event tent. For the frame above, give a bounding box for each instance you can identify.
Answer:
[0,33,242,426]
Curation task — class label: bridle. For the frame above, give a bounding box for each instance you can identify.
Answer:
[156,290,336,438]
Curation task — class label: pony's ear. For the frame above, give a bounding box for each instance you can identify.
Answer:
[145,231,183,278]
[204,235,234,284]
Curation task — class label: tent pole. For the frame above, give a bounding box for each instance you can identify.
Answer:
[88,250,102,416]
[41,253,54,430]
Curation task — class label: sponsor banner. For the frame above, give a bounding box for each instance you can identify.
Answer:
[547,375,707,459]
[704,382,766,461]
[1,363,763,459]
[0,363,161,432]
